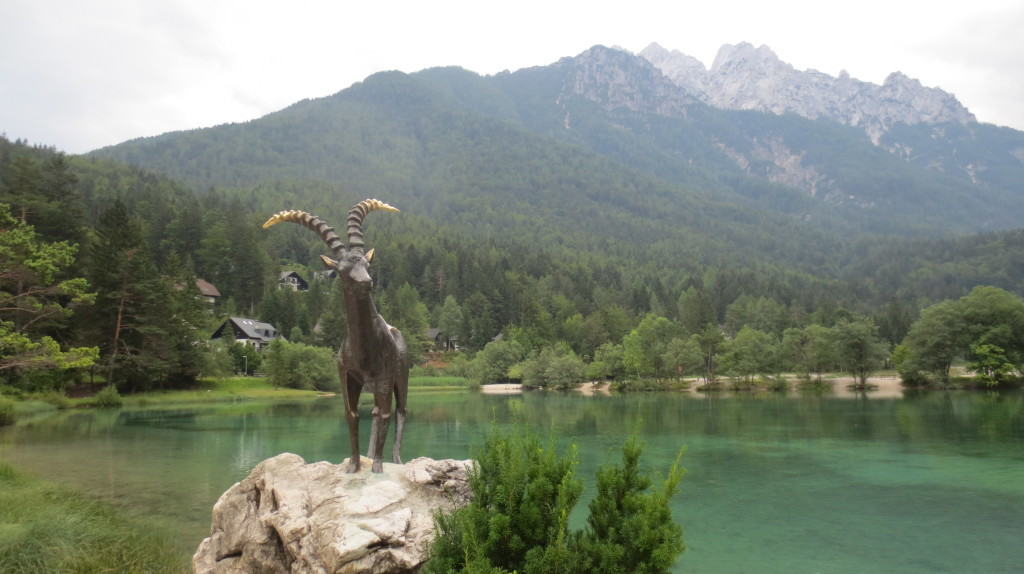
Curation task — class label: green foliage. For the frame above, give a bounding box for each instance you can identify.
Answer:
[227,342,262,376]
[831,318,889,387]
[381,282,431,362]
[0,397,14,426]
[264,339,338,391]
[0,203,98,385]
[586,342,626,380]
[720,326,779,382]
[967,343,1015,387]
[696,324,726,383]
[424,429,582,574]
[36,390,72,409]
[518,344,586,390]
[199,340,236,379]
[899,287,1024,385]
[575,437,685,574]
[611,378,689,392]
[782,324,836,380]
[81,200,204,392]
[92,385,123,408]
[659,336,703,379]
[469,339,525,385]
[408,375,470,387]
[724,295,790,336]
[622,315,680,378]
[425,432,685,574]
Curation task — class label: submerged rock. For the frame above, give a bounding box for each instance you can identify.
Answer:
[193,453,472,574]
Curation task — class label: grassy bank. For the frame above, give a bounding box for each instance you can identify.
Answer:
[0,462,187,574]
[119,376,320,407]
[0,375,473,422]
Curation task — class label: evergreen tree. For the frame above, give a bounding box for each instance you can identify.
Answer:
[575,437,685,574]
[84,201,200,390]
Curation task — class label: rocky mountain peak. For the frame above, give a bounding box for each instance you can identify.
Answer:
[710,42,783,73]
[640,42,707,96]
[640,42,976,141]
[560,45,695,116]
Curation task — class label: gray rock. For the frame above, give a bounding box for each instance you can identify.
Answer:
[193,453,473,574]
[640,41,975,142]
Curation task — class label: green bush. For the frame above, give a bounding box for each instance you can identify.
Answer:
[611,378,689,392]
[760,375,789,391]
[36,390,72,409]
[264,340,338,392]
[0,397,15,426]
[424,429,582,574]
[92,385,122,408]
[410,364,439,377]
[518,344,586,390]
[425,431,686,574]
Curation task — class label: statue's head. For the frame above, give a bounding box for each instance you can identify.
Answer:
[262,199,399,292]
[320,249,374,290]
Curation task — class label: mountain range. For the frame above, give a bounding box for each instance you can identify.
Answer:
[93,43,1024,235]
[86,43,1024,302]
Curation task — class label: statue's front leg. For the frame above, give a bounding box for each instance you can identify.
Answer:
[371,392,392,473]
[342,372,362,473]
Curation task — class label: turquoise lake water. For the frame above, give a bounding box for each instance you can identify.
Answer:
[1,389,1022,573]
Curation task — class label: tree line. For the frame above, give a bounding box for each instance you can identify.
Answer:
[2,135,1022,394]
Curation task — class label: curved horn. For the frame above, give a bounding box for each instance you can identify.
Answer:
[346,199,399,251]
[262,210,345,255]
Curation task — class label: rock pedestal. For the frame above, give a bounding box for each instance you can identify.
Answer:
[193,453,473,574]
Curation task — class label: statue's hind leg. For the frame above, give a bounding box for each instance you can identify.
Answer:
[392,372,408,464]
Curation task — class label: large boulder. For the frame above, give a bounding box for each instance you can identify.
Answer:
[193,453,473,574]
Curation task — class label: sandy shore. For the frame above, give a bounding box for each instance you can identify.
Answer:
[479,383,523,394]
[483,375,908,398]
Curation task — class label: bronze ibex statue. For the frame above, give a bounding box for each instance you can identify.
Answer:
[263,199,409,473]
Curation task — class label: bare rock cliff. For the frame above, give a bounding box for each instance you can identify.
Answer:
[641,42,975,142]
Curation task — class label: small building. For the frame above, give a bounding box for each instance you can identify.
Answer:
[278,271,309,291]
[427,328,458,351]
[195,279,221,305]
[312,269,337,282]
[211,317,280,351]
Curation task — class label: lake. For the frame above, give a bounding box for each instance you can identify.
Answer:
[1,389,1022,573]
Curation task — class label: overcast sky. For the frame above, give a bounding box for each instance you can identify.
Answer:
[2,0,1022,154]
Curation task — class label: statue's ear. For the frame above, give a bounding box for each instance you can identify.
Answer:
[320,254,338,268]
[365,248,375,263]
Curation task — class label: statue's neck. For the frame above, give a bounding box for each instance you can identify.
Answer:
[344,285,379,351]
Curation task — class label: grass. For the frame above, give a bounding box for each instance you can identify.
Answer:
[116,376,320,407]
[1,374,471,414]
[409,375,469,387]
[0,462,187,574]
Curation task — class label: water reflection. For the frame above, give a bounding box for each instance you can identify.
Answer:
[1,390,1022,573]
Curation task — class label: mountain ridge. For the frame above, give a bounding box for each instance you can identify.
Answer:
[640,41,976,143]
[90,43,1024,242]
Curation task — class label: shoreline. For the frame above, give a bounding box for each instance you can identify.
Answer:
[481,375,973,398]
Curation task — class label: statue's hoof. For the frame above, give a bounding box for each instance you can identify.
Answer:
[393,455,403,465]
[345,462,360,474]
[371,459,384,473]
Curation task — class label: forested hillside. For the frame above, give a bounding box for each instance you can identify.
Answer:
[94,46,1024,236]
